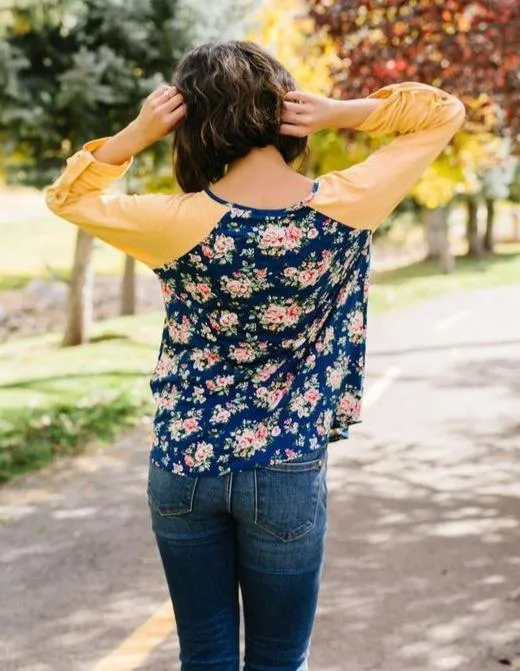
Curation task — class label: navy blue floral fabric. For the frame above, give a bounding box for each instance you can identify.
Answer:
[150,181,371,477]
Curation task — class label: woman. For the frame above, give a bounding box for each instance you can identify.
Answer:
[46,40,465,671]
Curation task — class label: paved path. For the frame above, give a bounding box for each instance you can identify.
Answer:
[1,284,520,670]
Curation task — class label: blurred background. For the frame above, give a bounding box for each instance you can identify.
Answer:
[1,2,520,669]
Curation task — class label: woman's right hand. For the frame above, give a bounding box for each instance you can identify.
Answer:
[280,90,342,137]
[132,84,187,147]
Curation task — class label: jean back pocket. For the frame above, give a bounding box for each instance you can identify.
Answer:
[254,450,327,542]
[147,462,198,517]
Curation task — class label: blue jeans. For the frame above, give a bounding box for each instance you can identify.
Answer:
[147,445,328,671]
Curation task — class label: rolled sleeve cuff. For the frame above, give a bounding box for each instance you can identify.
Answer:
[51,137,133,193]
[354,82,462,137]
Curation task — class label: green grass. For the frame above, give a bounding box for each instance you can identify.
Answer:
[370,243,520,313]
[0,313,163,482]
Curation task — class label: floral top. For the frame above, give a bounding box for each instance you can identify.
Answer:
[46,81,465,477]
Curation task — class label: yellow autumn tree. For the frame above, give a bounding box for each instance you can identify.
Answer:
[245,0,336,94]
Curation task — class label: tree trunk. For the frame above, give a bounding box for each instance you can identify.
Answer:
[424,206,442,260]
[483,198,495,252]
[62,229,94,347]
[466,196,483,256]
[423,206,454,273]
[514,209,520,242]
[121,255,136,316]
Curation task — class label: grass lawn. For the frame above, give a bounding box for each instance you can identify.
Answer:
[370,243,520,313]
[0,314,163,481]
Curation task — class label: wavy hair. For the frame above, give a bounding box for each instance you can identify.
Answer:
[171,40,308,193]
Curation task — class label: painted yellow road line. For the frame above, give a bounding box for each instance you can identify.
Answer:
[91,599,174,671]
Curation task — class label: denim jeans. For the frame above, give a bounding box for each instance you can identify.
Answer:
[147,445,328,671]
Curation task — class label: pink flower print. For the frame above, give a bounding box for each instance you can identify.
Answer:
[281,372,294,391]
[348,310,365,342]
[256,362,279,382]
[206,375,234,394]
[262,302,301,330]
[304,388,321,406]
[206,351,219,365]
[197,282,212,299]
[213,234,235,255]
[159,393,177,411]
[339,393,361,417]
[231,345,255,363]
[172,463,184,474]
[225,277,252,298]
[263,304,286,326]
[285,224,302,245]
[234,423,268,457]
[305,353,316,368]
[267,388,284,408]
[214,409,231,423]
[183,417,199,434]
[154,352,177,378]
[291,396,306,413]
[284,449,298,459]
[220,311,238,328]
[287,304,300,320]
[284,267,298,277]
[327,366,343,390]
[363,278,371,299]
[168,316,192,344]
[194,442,213,464]
[271,426,281,437]
[307,227,318,239]
[184,455,195,467]
[235,429,256,456]
[255,424,268,441]
[261,225,286,247]
[161,283,174,301]
[201,244,213,258]
[299,268,318,286]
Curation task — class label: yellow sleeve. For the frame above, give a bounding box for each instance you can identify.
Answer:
[311,82,466,231]
[45,138,228,268]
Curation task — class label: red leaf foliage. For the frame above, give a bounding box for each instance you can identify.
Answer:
[308,0,519,143]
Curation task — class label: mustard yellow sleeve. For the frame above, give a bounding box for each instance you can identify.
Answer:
[45,138,228,268]
[311,82,466,231]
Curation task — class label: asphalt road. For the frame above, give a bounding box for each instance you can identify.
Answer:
[1,283,520,671]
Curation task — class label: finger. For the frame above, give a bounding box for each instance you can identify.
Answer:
[151,84,176,102]
[281,111,302,125]
[157,92,184,113]
[282,108,312,125]
[150,84,170,100]
[279,123,307,137]
[166,103,187,127]
[284,90,309,103]
[283,100,311,114]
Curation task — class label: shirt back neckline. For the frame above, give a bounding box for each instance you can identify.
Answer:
[203,178,320,217]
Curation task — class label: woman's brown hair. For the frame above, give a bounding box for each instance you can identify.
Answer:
[171,40,308,193]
